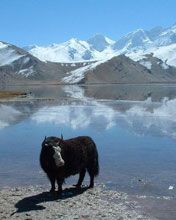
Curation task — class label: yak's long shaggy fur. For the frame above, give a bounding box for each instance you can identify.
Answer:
[40,136,99,193]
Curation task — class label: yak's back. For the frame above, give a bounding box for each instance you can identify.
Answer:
[64,136,96,152]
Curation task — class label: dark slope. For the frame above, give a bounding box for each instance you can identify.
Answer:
[79,55,176,84]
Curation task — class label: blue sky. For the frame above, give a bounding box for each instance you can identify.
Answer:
[0,0,176,46]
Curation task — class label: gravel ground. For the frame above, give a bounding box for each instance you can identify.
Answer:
[0,185,154,220]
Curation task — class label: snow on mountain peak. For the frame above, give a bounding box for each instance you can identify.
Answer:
[64,38,80,46]
[0,41,8,49]
[23,45,38,51]
[105,36,116,45]
[68,38,80,43]
[87,34,115,51]
[27,37,95,62]
[168,23,176,32]
[63,38,90,50]
[113,29,152,52]
[130,28,145,34]
[23,23,176,67]
[0,41,24,66]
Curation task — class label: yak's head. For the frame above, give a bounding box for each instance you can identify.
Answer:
[42,135,65,167]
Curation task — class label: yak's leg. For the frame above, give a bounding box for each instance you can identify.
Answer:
[47,174,56,192]
[75,168,86,188]
[87,167,94,188]
[56,178,64,194]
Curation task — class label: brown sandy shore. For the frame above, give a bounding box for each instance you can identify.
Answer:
[0,91,27,99]
[0,185,154,220]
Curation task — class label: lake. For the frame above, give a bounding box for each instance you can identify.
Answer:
[0,84,176,198]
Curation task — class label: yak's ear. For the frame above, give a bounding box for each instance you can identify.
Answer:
[61,134,63,140]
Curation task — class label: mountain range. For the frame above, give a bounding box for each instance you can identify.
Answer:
[1,23,176,85]
[24,24,176,67]
[0,41,92,86]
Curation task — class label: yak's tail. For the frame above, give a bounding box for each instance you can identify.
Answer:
[93,143,99,176]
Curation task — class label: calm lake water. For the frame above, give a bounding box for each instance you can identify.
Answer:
[1,84,176,197]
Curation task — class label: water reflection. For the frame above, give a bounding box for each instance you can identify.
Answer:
[1,94,176,139]
[121,98,176,139]
[29,97,176,139]
[1,85,176,196]
[0,105,21,129]
[31,104,116,130]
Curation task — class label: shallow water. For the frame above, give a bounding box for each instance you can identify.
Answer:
[1,84,176,198]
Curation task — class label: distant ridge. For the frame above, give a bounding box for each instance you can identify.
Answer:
[1,23,176,85]
[23,23,176,67]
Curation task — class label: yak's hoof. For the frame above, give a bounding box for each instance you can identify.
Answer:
[88,184,94,189]
[73,184,81,189]
[57,190,62,195]
[50,189,56,193]
[50,189,60,198]
[50,189,55,192]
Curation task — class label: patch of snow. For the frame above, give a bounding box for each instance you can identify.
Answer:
[22,56,30,65]
[63,58,111,83]
[18,66,34,77]
[23,44,37,51]
[124,50,147,61]
[0,45,24,66]
[153,44,176,67]
[105,37,116,45]
[161,62,169,70]
[139,60,152,70]
[0,42,8,49]
[125,44,176,68]
[168,186,174,190]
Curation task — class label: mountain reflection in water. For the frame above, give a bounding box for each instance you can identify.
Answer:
[0,84,176,197]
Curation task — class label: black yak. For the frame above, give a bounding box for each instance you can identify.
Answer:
[40,135,99,193]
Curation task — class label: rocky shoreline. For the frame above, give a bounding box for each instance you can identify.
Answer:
[0,185,152,220]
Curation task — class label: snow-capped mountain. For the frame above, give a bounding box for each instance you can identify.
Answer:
[113,29,153,51]
[1,22,176,86]
[126,43,176,67]
[0,41,37,78]
[115,24,176,66]
[154,24,176,46]
[24,24,176,68]
[25,35,116,63]
[62,54,176,84]
[27,38,93,62]
[0,41,24,66]
[113,24,176,51]
[0,40,88,86]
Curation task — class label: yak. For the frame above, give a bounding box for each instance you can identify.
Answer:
[40,135,99,193]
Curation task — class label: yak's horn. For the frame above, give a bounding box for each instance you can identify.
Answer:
[44,136,47,141]
[61,134,63,140]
